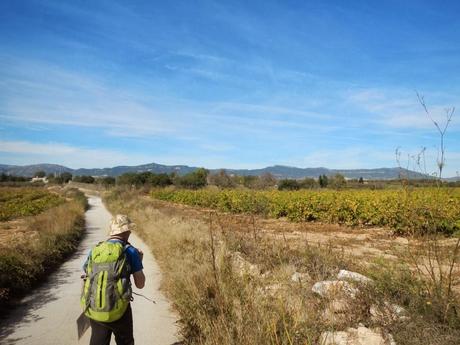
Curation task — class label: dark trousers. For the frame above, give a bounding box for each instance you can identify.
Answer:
[89,304,134,345]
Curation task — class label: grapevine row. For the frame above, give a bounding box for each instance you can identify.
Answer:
[151,188,460,235]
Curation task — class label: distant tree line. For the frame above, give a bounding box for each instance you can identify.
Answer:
[114,169,277,189]
[277,173,347,190]
[89,170,355,190]
[115,168,208,189]
[0,173,29,182]
[30,170,116,187]
[3,169,457,189]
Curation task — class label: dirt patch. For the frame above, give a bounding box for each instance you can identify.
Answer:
[146,197,411,261]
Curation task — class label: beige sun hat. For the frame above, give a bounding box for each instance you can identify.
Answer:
[109,214,135,236]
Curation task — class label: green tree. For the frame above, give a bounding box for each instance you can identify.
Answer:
[330,173,346,189]
[175,168,208,189]
[148,173,172,187]
[254,173,277,189]
[300,177,317,189]
[241,175,259,188]
[60,172,73,183]
[100,176,116,187]
[117,173,139,186]
[0,173,28,182]
[208,170,235,188]
[278,179,300,190]
[318,174,328,188]
[73,175,95,183]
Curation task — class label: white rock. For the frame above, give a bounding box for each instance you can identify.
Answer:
[258,283,284,297]
[319,326,396,345]
[370,302,409,322]
[320,330,349,345]
[337,269,373,284]
[312,280,358,299]
[387,334,397,345]
[291,272,311,283]
[231,252,260,276]
[320,298,350,324]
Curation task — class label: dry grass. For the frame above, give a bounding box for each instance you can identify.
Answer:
[104,189,460,345]
[0,187,87,305]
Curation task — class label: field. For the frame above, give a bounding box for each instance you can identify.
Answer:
[107,188,460,345]
[0,187,87,305]
[0,187,64,221]
[151,188,460,236]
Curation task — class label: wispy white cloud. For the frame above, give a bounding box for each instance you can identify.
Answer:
[199,143,235,152]
[0,56,341,141]
[208,102,335,120]
[344,87,460,130]
[0,57,178,137]
[0,140,154,169]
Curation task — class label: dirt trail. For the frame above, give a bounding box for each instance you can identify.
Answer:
[0,195,179,345]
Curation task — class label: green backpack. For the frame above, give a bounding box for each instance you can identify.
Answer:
[81,241,132,322]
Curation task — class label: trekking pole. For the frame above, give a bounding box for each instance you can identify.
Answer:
[132,291,156,304]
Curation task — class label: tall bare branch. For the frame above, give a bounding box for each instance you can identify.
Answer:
[416,91,455,180]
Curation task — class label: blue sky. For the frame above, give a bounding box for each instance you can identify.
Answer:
[0,0,459,176]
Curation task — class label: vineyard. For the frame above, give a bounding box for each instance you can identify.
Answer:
[0,187,64,221]
[151,188,460,235]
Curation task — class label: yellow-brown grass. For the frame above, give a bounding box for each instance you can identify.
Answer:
[0,188,87,304]
[104,189,460,345]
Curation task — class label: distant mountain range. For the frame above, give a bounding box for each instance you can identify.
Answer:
[0,162,441,180]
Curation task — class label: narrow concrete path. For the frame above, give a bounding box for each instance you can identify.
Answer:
[0,196,179,345]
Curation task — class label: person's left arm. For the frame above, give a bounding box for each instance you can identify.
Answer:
[127,246,145,289]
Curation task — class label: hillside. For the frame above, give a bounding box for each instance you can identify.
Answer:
[0,162,431,180]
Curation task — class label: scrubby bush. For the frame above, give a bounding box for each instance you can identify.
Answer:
[330,173,347,189]
[240,175,259,188]
[253,173,276,189]
[174,168,208,189]
[148,173,173,187]
[60,172,73,183]
[278,179,300,190]
[208,170,236,188]
[99,176,116,187]
[117,172,173,187]
[300,177,317,189]
[73,175,95,184]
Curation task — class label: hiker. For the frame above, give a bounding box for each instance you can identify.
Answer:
[81,214,146,345]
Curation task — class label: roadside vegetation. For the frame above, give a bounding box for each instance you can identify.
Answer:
[0,187,87,306]
[105,189,460,345]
